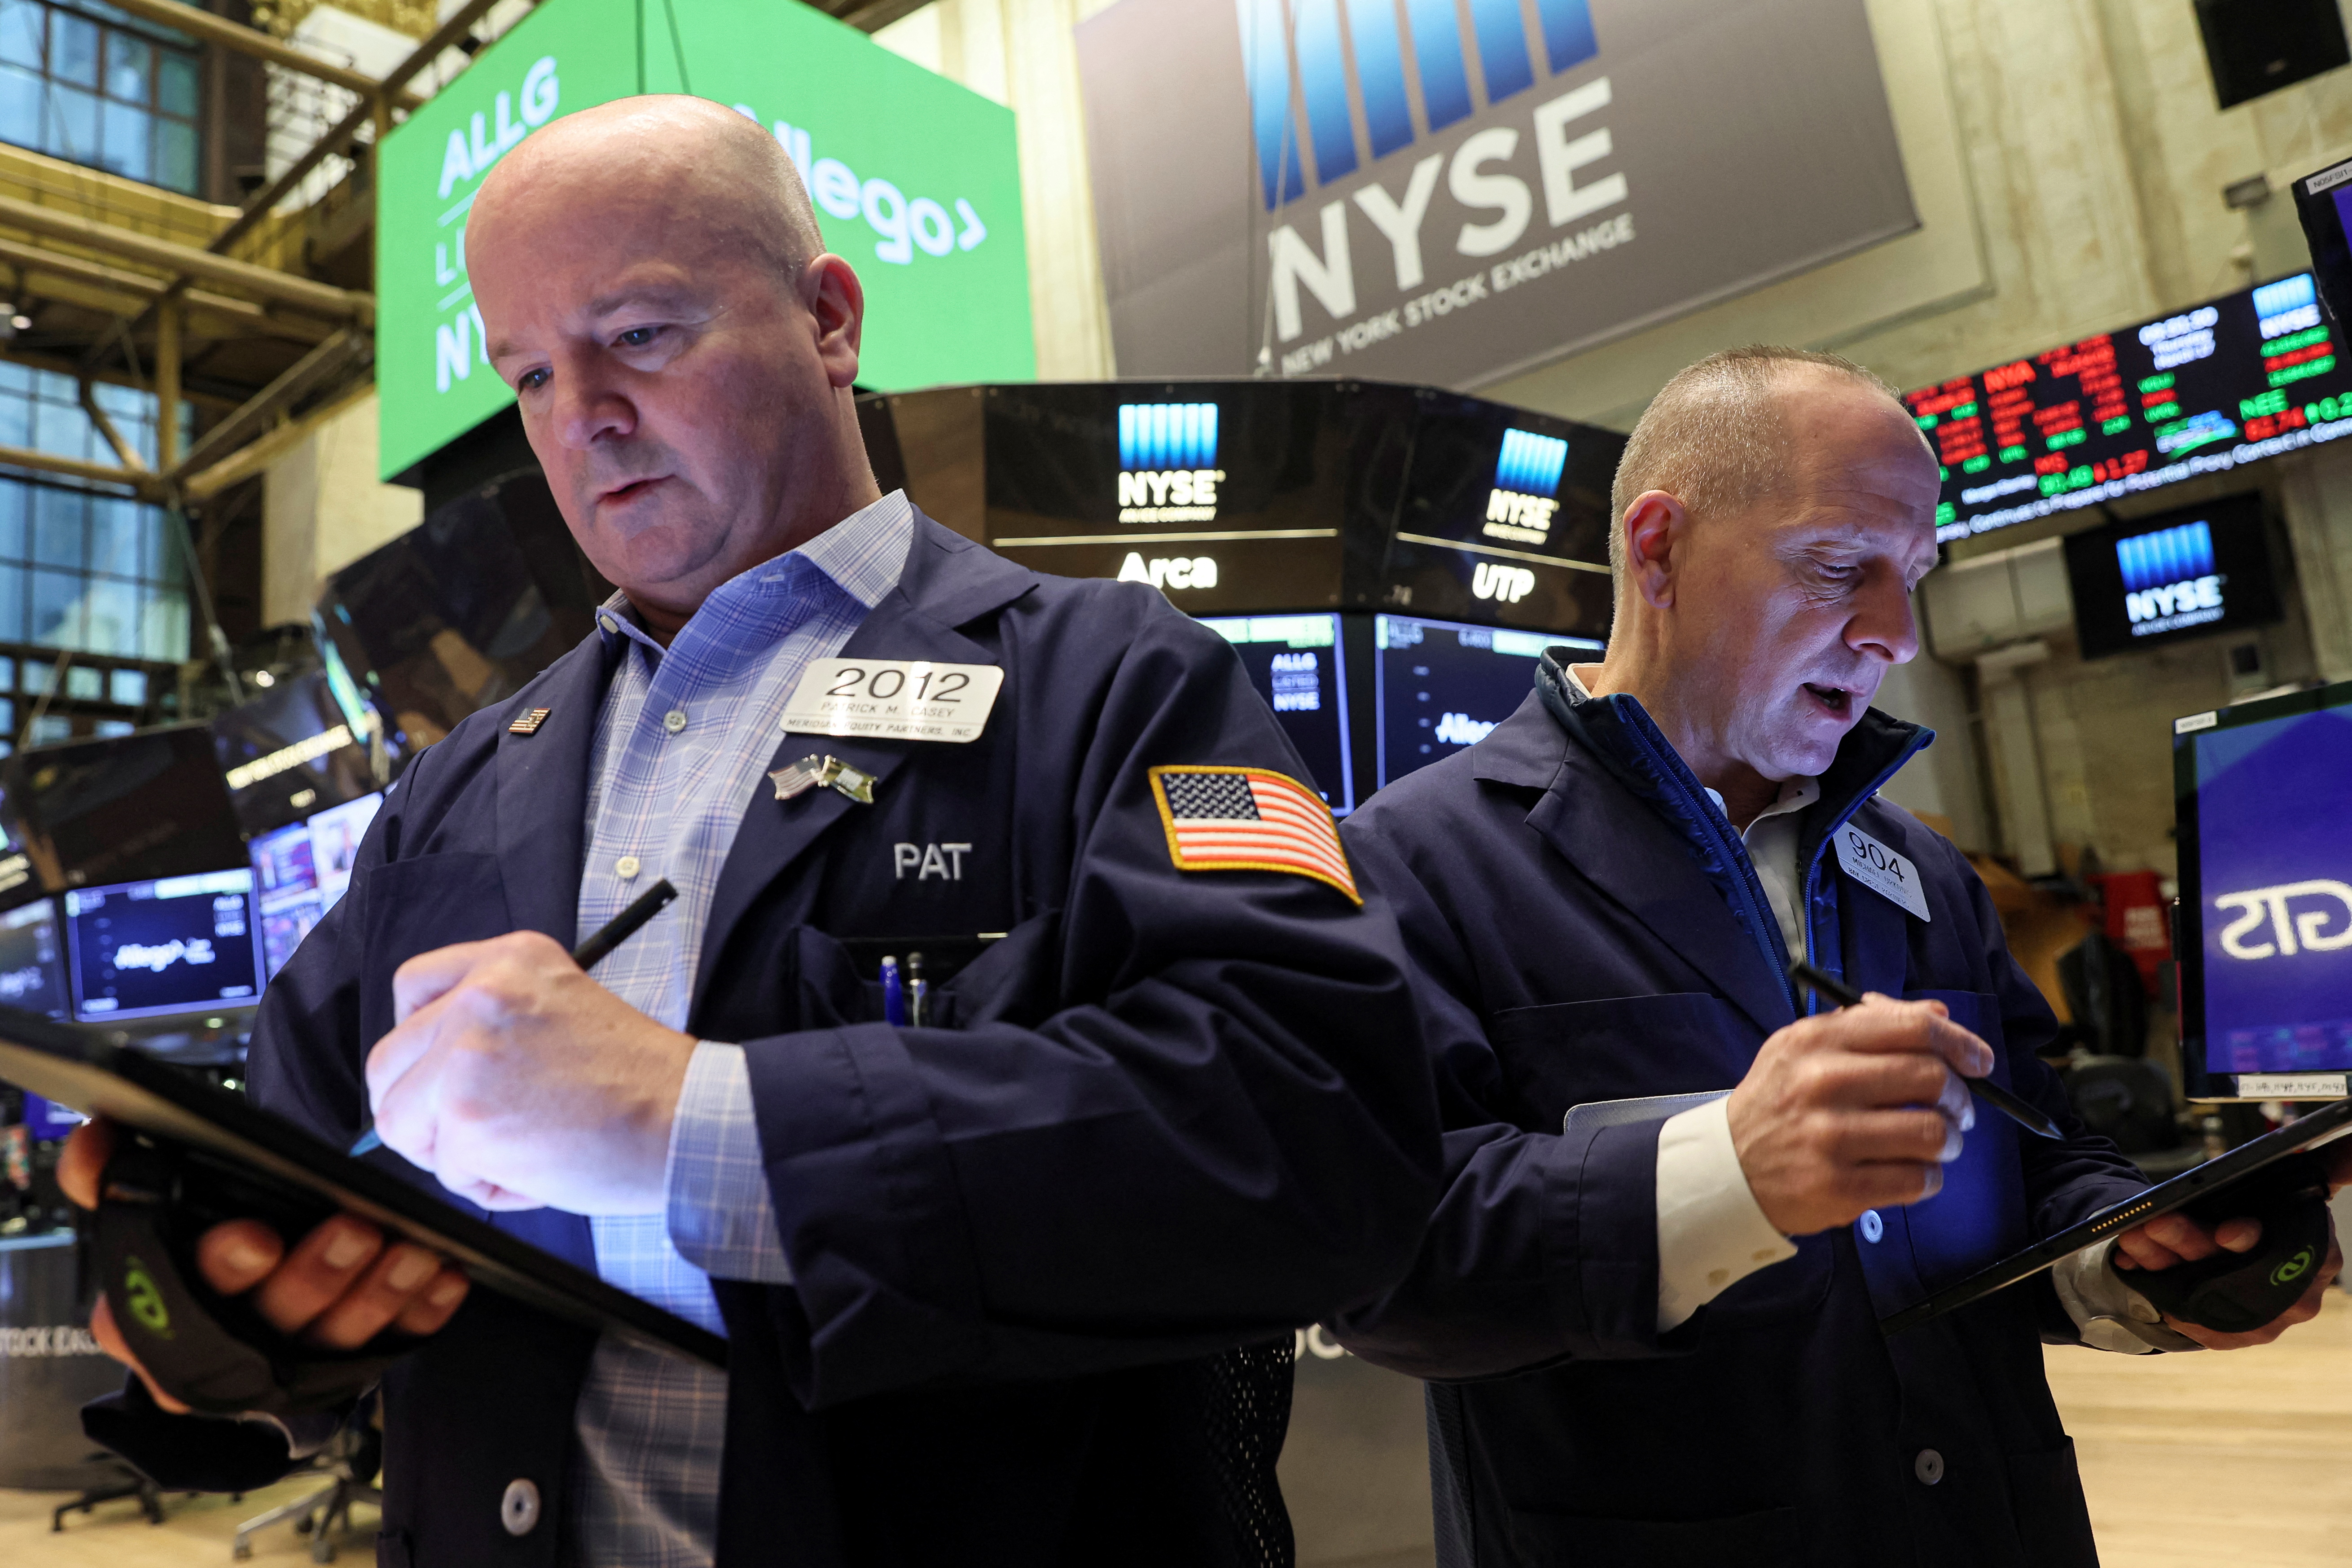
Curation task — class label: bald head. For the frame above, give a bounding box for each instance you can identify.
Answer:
[473,95,825,299]
[466,94,879,641]
[1607,347,1925,600]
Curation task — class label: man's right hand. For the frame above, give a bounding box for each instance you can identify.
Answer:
[1726,995,1993,1236]
[57,1118,471,1415]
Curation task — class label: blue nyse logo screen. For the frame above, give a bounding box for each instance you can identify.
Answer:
[2116,519,2223,637]
[1484,426,1568,544]
[1117,402,1227,526]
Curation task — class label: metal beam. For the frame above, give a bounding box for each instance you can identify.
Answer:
[95,0,427,110]
[0,193,371,321]
[0,444,150,492]
[184,380,374,502]
[0,236,335,343]
[167,326,368,483]
[78,382,148,473]
[154,299,181,471]
[209,0,513,257]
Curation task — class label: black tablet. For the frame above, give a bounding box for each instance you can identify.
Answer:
[0,1006,725,1369]
[1881,1096,2352,1335]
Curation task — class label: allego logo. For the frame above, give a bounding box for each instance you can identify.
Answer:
[2117,519,2222,636]
[1117,403,1228,523]
[1484,427,1567,543]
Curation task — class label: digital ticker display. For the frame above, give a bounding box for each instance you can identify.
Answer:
[1200,615,1354,813]
[1909,272,2352,544]
[1375,613,1599,787]
[2177,685,2352,1094]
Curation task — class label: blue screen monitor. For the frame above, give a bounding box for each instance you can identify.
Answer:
[62,869,263,1023]
[1199,615,1355,814]
[2177,680,2352,1098]
[252,791,383,980]
[1375,614,1600,789]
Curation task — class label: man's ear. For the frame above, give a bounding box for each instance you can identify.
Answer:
[803,253,866,390]
[1620,490,1686,611]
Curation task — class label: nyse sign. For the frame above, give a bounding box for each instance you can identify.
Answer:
[1077,0,1912,390]
[2215,879,2352,959]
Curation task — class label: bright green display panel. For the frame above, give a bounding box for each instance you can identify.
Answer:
[376,0,1035,481]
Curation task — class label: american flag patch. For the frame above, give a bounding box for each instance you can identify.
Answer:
[1149,765,1359,904]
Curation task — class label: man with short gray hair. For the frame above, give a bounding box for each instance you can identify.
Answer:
[1333,346,2334,1565]
[63,94,1442,1568]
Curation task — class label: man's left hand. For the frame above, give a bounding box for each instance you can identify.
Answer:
[365,931,698,1214]
[2113,1210,2343,1349]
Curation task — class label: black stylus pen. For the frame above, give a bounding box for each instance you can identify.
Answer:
[350,879,680,1157]
[1787,960,2062,1141]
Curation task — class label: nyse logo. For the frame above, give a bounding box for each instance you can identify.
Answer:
[1484,428,1567,543]
[1472,562,1535,603]
[2215,879,2352,959]
[2118,520,2225,637]
[1118,403,1226,523]
[1241,0,1630,362]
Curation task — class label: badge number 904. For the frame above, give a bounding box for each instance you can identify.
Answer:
[780,658,1006,744]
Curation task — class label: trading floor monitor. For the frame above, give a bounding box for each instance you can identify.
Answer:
[0,898,68,1022]
[61,869,264,1024]
[1199,614,1355,813]
[250,792,384,980]
[1374,614,1600,789]
[2176,679,2352,1099]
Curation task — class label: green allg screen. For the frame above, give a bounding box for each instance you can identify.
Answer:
[375,0,1035,482]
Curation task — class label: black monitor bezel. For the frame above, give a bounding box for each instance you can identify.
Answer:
[2295,158,2352,330]
[2176,677,2352,1101]
[60,869,267,1027]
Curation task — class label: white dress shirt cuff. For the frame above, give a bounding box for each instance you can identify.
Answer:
[2050,1237,2201,1353]
[664,1041,795,1285]
[1656,1095,1797,1331]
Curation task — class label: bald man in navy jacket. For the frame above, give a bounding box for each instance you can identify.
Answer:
[1335,347,2337,1568]
[61,96,1439,1568]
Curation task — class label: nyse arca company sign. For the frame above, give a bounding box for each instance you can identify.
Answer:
[1076,0,1915,387]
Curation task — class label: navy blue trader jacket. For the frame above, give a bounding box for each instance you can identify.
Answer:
[89,513,1442,1567]
[1333,654,2149,1568]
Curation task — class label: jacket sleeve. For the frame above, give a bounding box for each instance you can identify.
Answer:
[1316,813,1675,1382]
[731,599,1444,1407]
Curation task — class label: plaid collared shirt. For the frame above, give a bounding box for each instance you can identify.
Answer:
[566,492,912,1568]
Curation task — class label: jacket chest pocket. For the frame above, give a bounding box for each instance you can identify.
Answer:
[354,853,515,1045]
[1489,993,1758,1126]
[1891,989,2027,1294]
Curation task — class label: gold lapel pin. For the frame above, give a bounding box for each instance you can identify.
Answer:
[509,707,552,736]
[769,754,876,805]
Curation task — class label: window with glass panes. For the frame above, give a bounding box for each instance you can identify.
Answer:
[0,0,201,195]
[0,364,190,663]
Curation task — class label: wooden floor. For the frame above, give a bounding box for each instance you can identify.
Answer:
[8,1296,2352,1568]
[2051,1284,2352,1568]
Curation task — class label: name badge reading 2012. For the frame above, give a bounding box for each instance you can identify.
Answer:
[780,659,1004,743]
